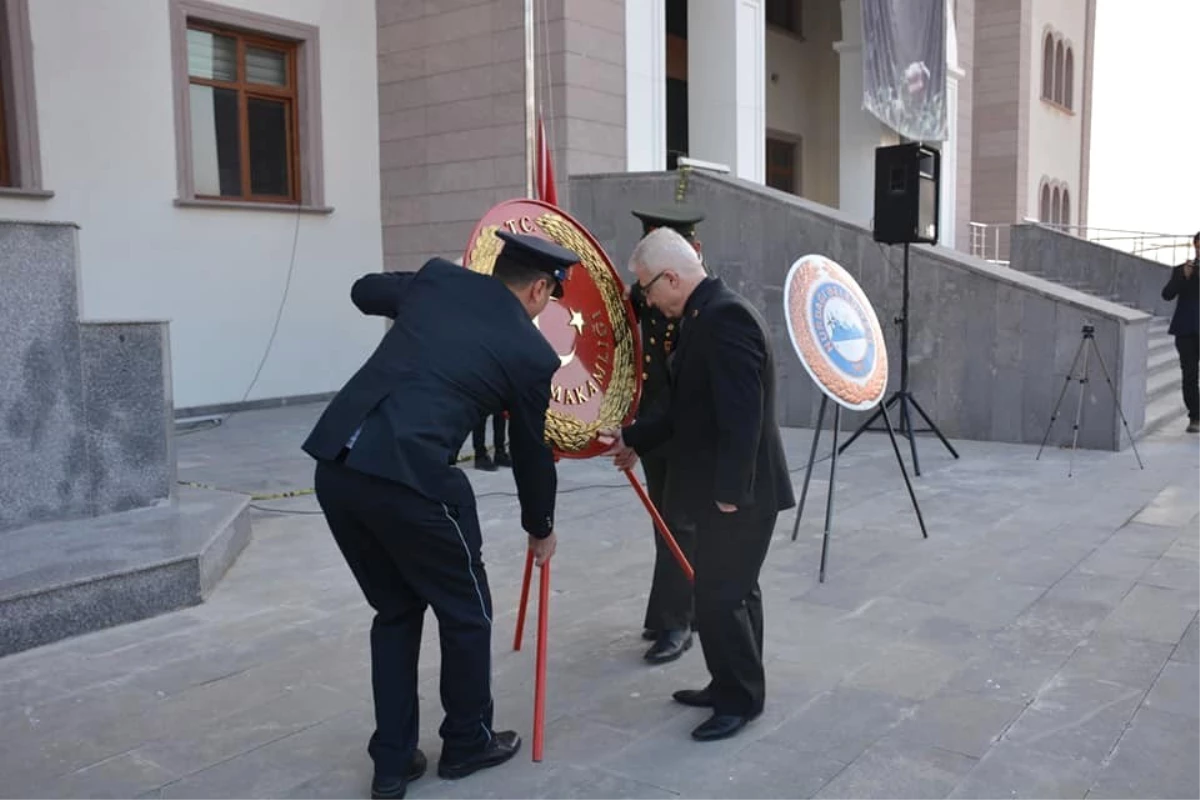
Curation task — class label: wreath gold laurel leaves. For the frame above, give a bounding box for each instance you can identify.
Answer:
[788,259,888,408]
[464,215,637,453]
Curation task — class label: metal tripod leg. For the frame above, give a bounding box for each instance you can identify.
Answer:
[837,393,897,454]
[1036,336,1087,461]
[905,393,961,460]
[1087,335,1146,470]
[881,402,927,539]
[1068,341,1092,478]
[791,395,829,541]
[898,393,921,476]
[818,405,842,583]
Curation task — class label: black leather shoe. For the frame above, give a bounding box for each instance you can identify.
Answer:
[691,713,756,741]
[641,628,658,641]
[644,629,692,664]
[672,687,714,707]
[370,749,427,799]
[493,449,512,467]
[437,730,521,780]
[474,453,497,471]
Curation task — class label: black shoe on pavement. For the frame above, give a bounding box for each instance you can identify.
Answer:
[437,731,522,780]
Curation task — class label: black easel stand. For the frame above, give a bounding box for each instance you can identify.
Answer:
[837,243,959,476]
[790,393,928,582]
[1035,323,1144,477]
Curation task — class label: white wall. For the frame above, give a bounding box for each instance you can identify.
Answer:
[762,0,840,206]
[0,0,384,410]
[1026,0,1086,224]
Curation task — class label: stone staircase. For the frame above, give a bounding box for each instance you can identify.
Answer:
[1015,270,1182,438]
[1144,316,1185,434]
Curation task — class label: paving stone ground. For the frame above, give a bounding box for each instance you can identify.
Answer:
[1,404,1197,799]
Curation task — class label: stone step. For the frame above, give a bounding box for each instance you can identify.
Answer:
[1147,346,1178,376]
[1143,388,1187,437]
[1146,366,1181,404]
[0,486,251,657]
[1150,317,1172,335]
[1149,333,1176,358]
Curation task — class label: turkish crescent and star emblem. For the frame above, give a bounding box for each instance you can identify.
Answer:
[462,199,642,459]
[784,254,888,412]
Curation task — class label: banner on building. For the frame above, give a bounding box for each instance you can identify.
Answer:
[861,0,947,142]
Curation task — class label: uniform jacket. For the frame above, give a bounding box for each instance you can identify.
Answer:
[622,277,795,516]
[302,258,561,537]
[1162,260,1199,337]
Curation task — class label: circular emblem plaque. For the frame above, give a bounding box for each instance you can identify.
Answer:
[462,198,641,459]
[783,254,888,411]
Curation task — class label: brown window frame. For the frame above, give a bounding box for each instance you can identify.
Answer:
[0,0,47,197]
[170,0,329,213]
[765,134,799,195]
[185,21,300,204]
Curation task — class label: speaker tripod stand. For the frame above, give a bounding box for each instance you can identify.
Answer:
[1036,323,1144,477]
[836,243,959,476]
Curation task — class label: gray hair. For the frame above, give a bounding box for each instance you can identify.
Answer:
[629,226,705,280]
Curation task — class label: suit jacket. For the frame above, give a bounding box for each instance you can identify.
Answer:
[622,277,795,517]
[302,258,561,537]
[1162,260,1199,337]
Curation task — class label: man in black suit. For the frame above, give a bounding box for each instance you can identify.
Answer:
[302,232,578,798]
[627,204,706,664]
[604,227,794,742]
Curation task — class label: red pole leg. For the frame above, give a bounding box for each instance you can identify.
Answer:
[623,468,695,582]
[532,561,550,762]
[513,548,534,651]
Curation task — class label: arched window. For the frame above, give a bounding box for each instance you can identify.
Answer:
[1064,48,1075,110]
[1040,183,1051,222]
[1051,186,1061,225]
[1053,40,1064,104]
[1042,34,1055,99]
[1061,188,1071,228]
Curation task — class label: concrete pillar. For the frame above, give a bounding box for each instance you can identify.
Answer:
[625,0,666,171]
[941,0,963,249]
[834,0,897,227]
[686,0,765,183]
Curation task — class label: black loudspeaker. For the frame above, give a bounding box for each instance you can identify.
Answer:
[873,143,940,245]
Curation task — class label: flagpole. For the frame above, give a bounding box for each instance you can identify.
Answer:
[524,0,536,198]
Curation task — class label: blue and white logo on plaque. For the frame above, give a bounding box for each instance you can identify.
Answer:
[784,255,888,411]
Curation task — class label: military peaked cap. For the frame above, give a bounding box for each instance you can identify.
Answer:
[495,231,580,298]
[631,204,706,238]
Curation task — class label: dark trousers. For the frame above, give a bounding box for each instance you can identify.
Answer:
[313,459,495,776]
[1176,334,1199,421]
[472,415,507,455]
[642,454,696,632]
[693,506,777,717]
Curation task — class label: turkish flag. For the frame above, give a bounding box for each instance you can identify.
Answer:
[535,115,557,205]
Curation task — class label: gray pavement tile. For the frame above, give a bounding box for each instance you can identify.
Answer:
[813,735,978,799]
[938,580,1047,631]
[680,741,846,799]
[941,645,1070,705]
[1041,571,1135,607]
[1056,633,1174,689]
[1141,659,1200,720]
[947,741,1098,799]
[1073,549,1157,581]
[1141,556,1200,593]
[1085,707,1200,800]
[758,686,917,763]
[842,641,965,700]
[1095,583,1199,644]
[889,689,1029,759]
[37,751,176,800]
[1102,522,1186,559]
[1173,614,1199,664]
[1131,484,1198,528]
[999,674,1143,763]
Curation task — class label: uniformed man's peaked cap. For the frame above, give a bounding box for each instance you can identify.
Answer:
[631,204,706,238]
[495,231,580,298]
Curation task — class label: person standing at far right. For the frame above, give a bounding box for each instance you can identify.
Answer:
[603,227,794,742]
[1162,231,1199,433]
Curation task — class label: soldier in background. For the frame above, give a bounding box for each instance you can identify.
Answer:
[627,204,707,664]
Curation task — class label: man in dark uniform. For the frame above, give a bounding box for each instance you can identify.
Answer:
[627,204,706,664]
[606,226,794,742]
[1162,231,1199,433]
[302,232,578,798]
